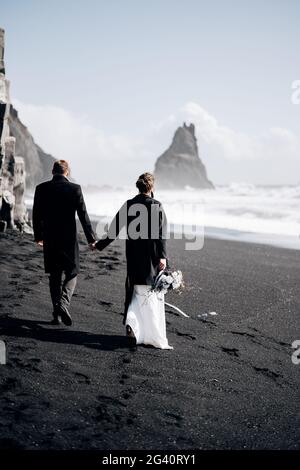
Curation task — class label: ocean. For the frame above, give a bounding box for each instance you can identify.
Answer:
[26,183,300,250]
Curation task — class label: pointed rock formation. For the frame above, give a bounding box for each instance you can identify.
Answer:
[154,122,214,189]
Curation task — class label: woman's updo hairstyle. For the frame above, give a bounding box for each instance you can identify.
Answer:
[136,172,154,194]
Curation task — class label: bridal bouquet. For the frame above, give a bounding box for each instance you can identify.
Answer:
[152,270,184,295]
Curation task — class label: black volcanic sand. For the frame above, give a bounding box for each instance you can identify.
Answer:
[0,229,299,450]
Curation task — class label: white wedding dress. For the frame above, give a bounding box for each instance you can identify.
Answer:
[126,285,173,350]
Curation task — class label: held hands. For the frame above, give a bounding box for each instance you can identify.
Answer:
[37,240,97,250]
[159,258,167,271]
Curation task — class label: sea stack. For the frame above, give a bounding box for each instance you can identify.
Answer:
[154,122,214,189]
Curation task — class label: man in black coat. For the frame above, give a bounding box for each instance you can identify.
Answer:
[32,160,95,325]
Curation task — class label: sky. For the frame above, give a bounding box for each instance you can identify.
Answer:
[1,0,300,186]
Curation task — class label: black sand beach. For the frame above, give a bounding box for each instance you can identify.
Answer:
[0,228,299,450]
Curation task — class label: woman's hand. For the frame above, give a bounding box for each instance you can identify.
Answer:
[159,258,167,271]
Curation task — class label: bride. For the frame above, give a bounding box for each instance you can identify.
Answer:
[94,172,173,350]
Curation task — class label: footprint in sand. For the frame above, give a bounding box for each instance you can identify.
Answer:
[249,327,290,348]
[105,264,117,271]
[221,347,240,357]
[4,399,50,425]
[230,330,262,346]
[95,395,136,431]
[30,358,42,364]
[98,300,112,307]
[75,372,91,385]
[18,286,32,294]
[176,330,196,340]
[2,293,14,300]
[253,366,282,382]
[11,357,42,373]
[14,345,27,352]
[231,330,256,339]
[73,293,86,299]
[119,373,131,385]
[11,273,21,279]
[101,255,119,262]
[165,412,184,427]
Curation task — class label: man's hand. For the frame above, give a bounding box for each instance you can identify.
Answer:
[89,241,97,251]
[159,258,167,271]
[36,240,43,247]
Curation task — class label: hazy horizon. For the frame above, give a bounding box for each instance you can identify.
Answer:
[1,0,300,186]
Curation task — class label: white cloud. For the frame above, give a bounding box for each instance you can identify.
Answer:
[13,99,300,186]
[156,101,300,162]
[13,99,146,186]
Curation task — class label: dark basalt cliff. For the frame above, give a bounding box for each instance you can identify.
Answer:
[9,106,55,189]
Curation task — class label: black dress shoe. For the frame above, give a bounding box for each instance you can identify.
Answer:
[58,307,72,326]
[126,326,137,351]
[128,336,137,351]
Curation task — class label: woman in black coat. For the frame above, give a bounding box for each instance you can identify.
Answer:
[95,173,173,349]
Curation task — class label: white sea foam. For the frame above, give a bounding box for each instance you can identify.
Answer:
[26,183,300,250]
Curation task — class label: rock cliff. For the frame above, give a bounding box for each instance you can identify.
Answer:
[0,28,28,229]
[9,105,55,190]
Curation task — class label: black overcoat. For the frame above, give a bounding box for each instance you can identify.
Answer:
[95,193,167,323]
[32,175,95,275]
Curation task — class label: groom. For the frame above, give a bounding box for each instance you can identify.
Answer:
[32,160,96,325]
